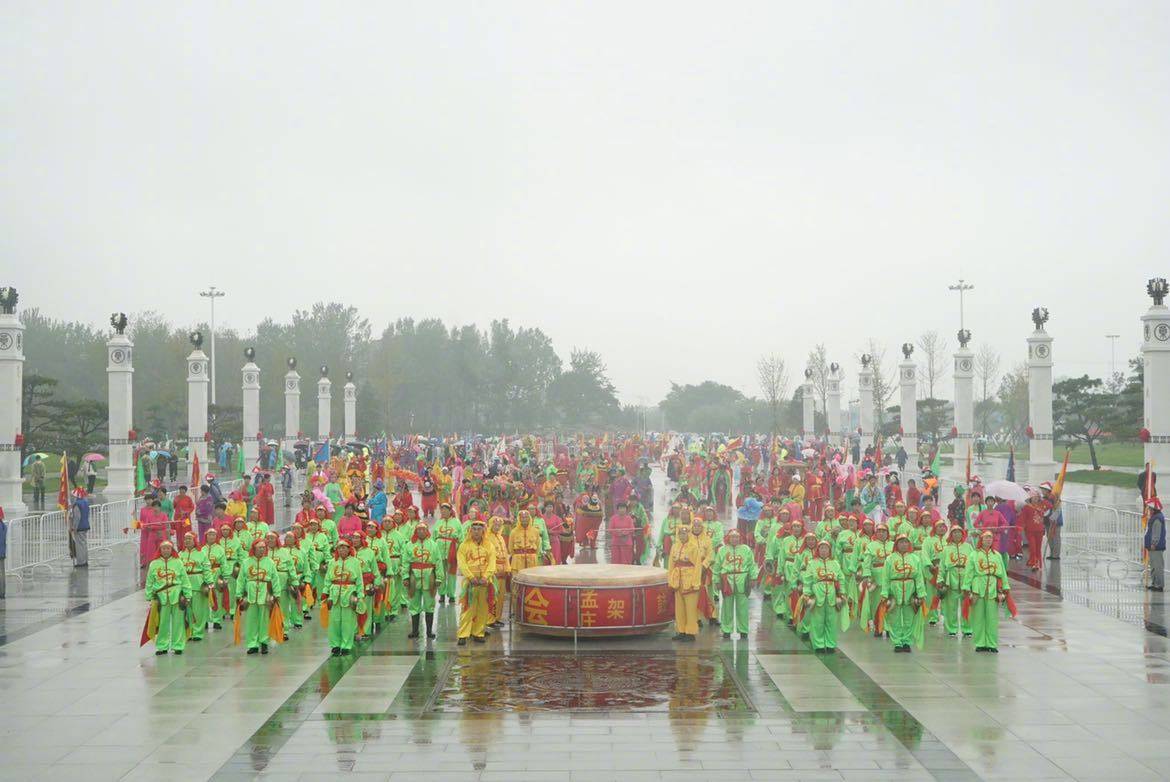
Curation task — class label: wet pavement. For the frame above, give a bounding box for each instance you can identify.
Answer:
[5,477,1170,780]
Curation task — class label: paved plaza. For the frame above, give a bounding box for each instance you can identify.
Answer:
[3,531,1170,782]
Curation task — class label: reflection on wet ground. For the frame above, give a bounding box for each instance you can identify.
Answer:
[435,652,747,713]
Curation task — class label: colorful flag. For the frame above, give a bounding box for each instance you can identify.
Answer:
[1052,449,1071,499]
[191,452,201,492]
[313,440,331,464]
[57,452,68,510]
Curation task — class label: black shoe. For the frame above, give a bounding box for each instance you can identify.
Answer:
[673,633,686,641]
[340,648,351,655]
[408,614,420,639]
[722,632,731,639]
[190,637,202,642]
[708,618,719,626]
[304,611,312,619]
[948,632,957,637]
[739,632,748,640]
[826,648,836,654]
[989,648,999,654]
[247,648,258,655]
[173,650,183,655]
[425,613,436,639]
[963,632,973,638]
[213,623,222,629]
[387,614,397,623]
[457,638,466,646]
[260,644,269,655]
[331,647,341,656]
[155,650,168,656]
[472,635,485,644]
[975,647,985,652]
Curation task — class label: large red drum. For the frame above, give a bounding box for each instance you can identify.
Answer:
[511,564,674,637]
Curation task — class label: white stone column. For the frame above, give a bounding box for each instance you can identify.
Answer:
[343,371,357,440]
[826,362,842,445]
[898,343,918,466]
[0,288,27,515]
[953,330,975,478]
[801,369,815,436]
[317,366,332,439]
[186,333,209,484]
[1142,278,1170,471]
[284,358,301,452]
[241,348,260,473]
[1027,309,1057,483]
[858,355,874,442]
[105,314,135,503]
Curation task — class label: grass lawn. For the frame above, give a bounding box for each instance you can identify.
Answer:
[1063,469,1139,488]
[937,441,1146,469]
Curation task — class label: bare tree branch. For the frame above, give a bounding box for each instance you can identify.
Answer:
[757,353,789,434]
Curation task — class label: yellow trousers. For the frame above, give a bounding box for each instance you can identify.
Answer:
[674,589,699,634]
[458,586,491,639]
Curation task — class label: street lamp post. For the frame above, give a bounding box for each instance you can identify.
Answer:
[1106,333,1120,379]
[199,286,225,405]
[948,278,975,332]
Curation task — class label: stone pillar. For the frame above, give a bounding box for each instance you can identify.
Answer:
[241,347,260,473]
[801,369,815,435]
[0,288,27,515]
[898,343,918,467]
[1142,278,1170,471]
[186,332,209,483]
[858,354,874,443]
[953,330,975,477]
[1027,308,1057,483]
[826,362,842,445]
[105,313,135,503]
[343,371,357,440]
[284,358,301,452]
[317,365,332,439]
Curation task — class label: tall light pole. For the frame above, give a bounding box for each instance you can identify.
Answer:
[948,278,975,332]
[1106,333,1120,379]
[199,286,225,405]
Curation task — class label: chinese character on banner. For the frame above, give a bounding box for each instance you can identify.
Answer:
[524,587,551,625]
[606,598,627,621]
[581,589,599,610]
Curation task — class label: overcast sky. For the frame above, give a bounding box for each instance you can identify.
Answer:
[2,3,1167,404]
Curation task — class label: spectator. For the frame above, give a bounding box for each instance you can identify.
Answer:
[1145,498,1165,592]
[69,488,90,567]
[29,455,46,509]
[78,458,97,493]
[67,457,79,489]
[946,486,966,527]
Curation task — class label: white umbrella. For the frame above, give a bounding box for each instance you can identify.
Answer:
[983,480,1029,503]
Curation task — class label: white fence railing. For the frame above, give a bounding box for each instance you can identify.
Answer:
[0,473,308,580]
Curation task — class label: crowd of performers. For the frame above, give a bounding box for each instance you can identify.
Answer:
[138,432,1094,658]
[140,434,667,654]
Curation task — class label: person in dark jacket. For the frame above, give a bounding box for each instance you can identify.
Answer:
[1144,497,1165,592]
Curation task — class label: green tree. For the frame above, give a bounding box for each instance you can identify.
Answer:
[548,349,620,428]
[1053,375,1119,470]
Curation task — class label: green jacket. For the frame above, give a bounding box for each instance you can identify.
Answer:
[325,555,365,607]
[802,557,845,606]
[236,555,278,604]
[962,548,1008,598]
[146,555,192,605]
[179,547,212,590]
[881,551,925,604]
[711,543,758,594]
[404,537,445,591]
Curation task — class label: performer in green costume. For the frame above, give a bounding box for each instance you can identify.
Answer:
[712,528,758,639]
[145,539,192,655]
[881,534,926,652]
[802,539,846,653]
